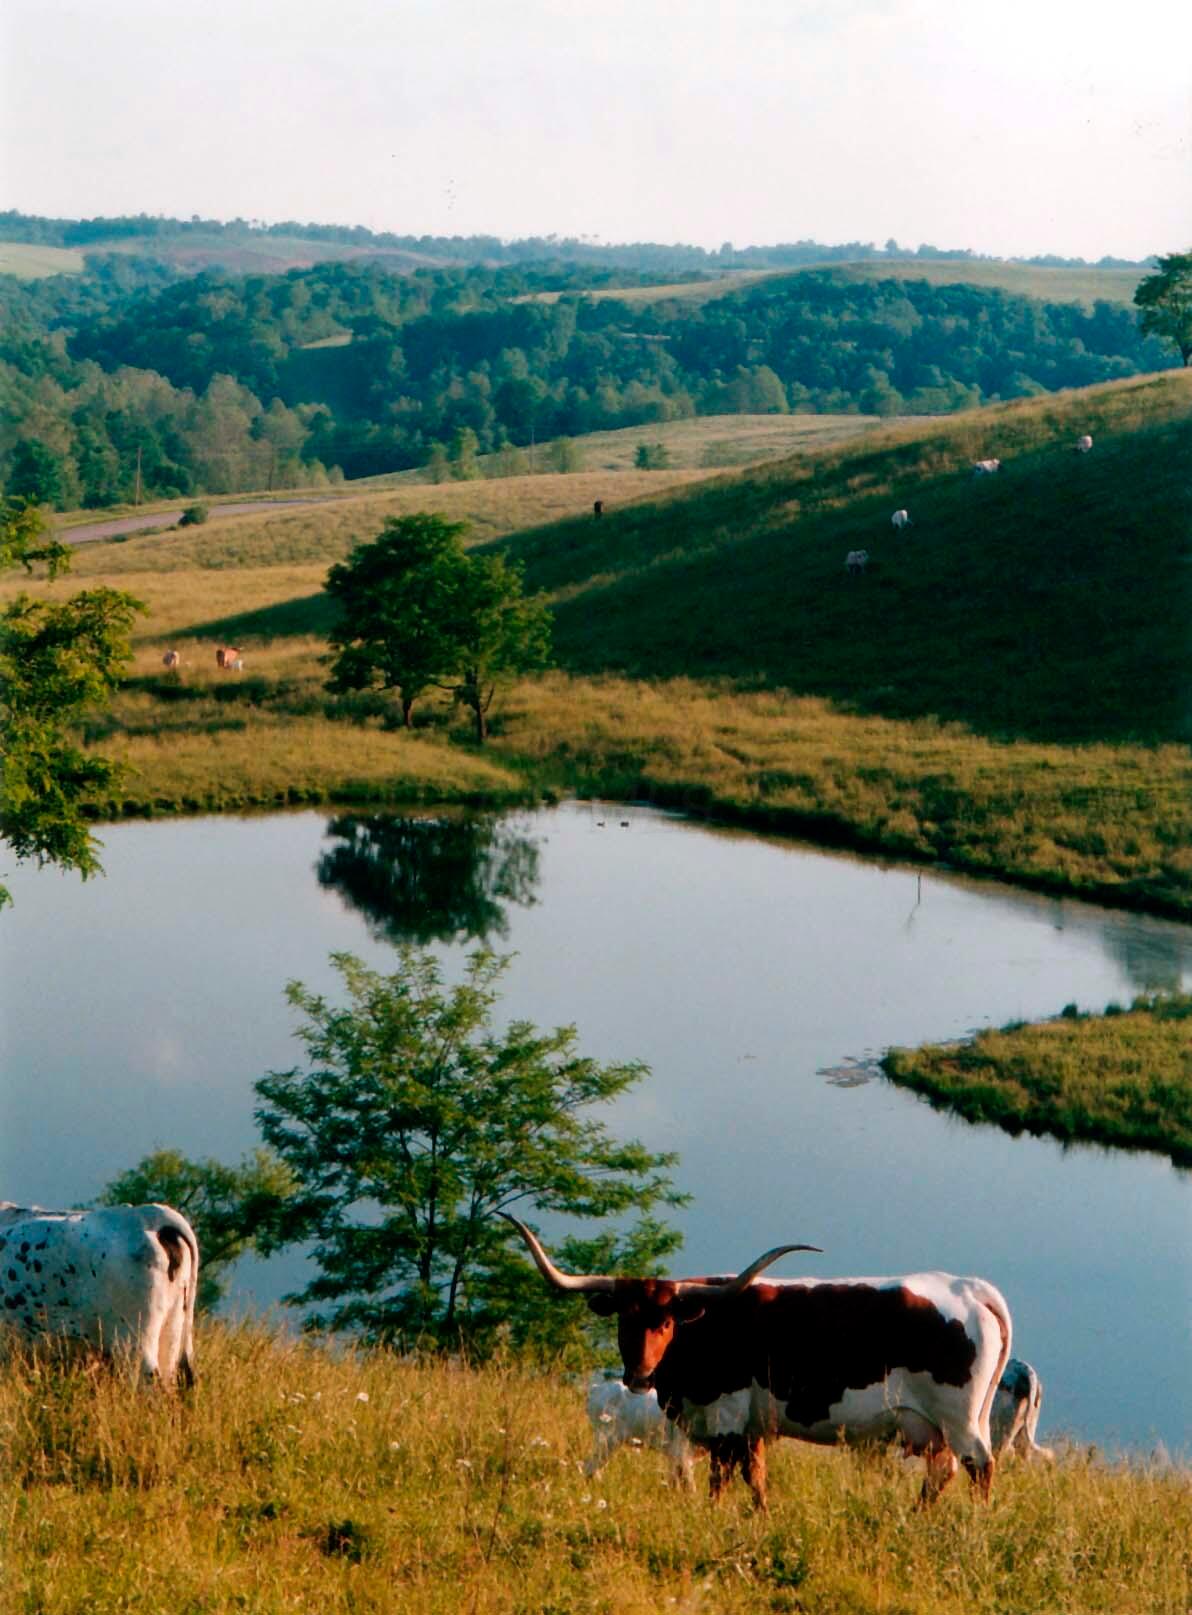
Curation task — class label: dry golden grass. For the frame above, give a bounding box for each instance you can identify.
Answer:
[2,1323,1187,1615]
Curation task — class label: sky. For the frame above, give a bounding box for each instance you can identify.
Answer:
[3,0,1189,260]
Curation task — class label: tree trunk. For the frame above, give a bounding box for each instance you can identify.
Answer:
[402,696,414,728]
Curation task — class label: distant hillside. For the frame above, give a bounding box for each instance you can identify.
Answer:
[504,372,1192,747]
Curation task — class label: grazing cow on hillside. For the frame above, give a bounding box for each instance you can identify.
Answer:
[0,1202,199,1388]
[1075,435,1093,453]
[506,1217,1012,1509]
[584,1374,696,1485]
[972,459,1001,476]
[845,549,869,577]
[162,649,181,670]
[891,509,912,531]
[991,1357,1054,1462]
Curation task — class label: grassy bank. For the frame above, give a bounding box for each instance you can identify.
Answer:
[883,993,1192,1167]
[2,1324,1187,1615]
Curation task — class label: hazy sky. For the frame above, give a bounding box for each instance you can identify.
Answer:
[3,0,1189,259]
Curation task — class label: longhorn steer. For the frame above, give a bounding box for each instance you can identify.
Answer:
[0,1202,199,1387]
[506,1217,1012,1508]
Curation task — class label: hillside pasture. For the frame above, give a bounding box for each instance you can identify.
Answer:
[0,241,85,278]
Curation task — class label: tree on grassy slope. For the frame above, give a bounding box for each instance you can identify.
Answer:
[1134,251,1192,367]
[254,947,685,1355]
[0,499,144,906]
[324,513,551,741]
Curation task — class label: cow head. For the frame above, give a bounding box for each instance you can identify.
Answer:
[502,1215,820,1392]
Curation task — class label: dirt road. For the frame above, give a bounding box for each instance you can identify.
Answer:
[59,497,342,545]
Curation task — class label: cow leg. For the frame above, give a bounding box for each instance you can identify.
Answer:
[917,1448,959,1508]
[742,1436,768,1512]
[707,1438,739,1502]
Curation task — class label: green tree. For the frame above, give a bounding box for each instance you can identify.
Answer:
[448,549,552,742]
[634,441,670,470]
[1134,251,1192,366]
[324,513,469,728]
[548,436,582,473]
[254,948,685,1353]
[448,425,481,480]
[7,441,66,507]
[1,499,144,907]
[98,1147,296,1312]
[424,441,450,483]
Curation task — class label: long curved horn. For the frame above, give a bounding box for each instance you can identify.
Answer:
[675,1243,822,1298]
[501,1214,617,1293]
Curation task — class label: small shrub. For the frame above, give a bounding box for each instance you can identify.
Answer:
[178,503,209,527]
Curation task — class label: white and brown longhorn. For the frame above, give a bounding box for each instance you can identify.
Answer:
[504,1215,1012,1508]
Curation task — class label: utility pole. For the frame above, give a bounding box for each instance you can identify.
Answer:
[134,444,142,507]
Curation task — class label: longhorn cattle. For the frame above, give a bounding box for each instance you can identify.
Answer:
[506,1217,1012,1508]
[584,1374,696,1486]
[845,549,869,576]
[972,458,1001,475]
[991,1357,1054,1462]
[891,509,912,531]
[0,1202,198,1387]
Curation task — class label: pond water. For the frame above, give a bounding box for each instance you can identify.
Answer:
[2,803,1189,1455]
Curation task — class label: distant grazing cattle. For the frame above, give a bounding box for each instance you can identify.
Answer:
[507,1217,1013,1509]
[990,1357,1054,1462]
[584,1375,695,1486]
[1075,435,1093,453]
[891,509,912,531]
[216,646,228,668]
[593,499,604,518]
[845,549,869,576]
[216,647,242,671]
[162,650,180,670]
[0,1202,198,1387]
[972,458,1001,476]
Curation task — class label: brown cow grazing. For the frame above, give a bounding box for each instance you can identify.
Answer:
[216,646,228,668]
[594,500,604,518]
[162,650,181,670]
[506,1216,1012,1509]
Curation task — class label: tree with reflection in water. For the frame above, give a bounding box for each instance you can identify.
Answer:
[317,812,540,945]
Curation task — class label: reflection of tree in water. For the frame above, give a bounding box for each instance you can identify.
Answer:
[317,814,540,945]
[1095,917,1192,995]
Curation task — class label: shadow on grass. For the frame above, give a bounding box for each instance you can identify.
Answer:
[179,592,338,643]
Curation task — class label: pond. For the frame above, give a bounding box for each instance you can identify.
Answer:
[2,803,1189,1456]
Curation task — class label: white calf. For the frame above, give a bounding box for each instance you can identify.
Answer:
[845,549,869,576]
[990,1357,1054,1461]
[891,509,912,531]
[584,1375,695,1486]
[1075,435,1093,453]
[972,459,1001,476]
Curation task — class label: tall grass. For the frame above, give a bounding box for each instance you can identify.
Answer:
[2,1324,1187,1615]
[883,993,1192,1165]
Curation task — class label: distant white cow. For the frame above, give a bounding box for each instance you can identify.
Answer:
[891,509,912,531]
[584,1375,696,1486]
[162,649,181,670]
[845,549,869,576]
[1075,435,1093,453]
[972,458,1001,476]
[0,1202,198,1388]
[990,1357,1054,1462]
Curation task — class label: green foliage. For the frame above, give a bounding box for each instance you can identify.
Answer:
[634,442,671,469]
[0,499,143,904]
[253,947,685,1352]
[325,513,551,741]
[7,440,67,507]
[178,502,208,526]
[97,1146,297,1312]
[548,436,581,473]
[1133,249,1192,366]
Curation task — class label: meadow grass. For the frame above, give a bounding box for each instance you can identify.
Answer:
[0,241,86,278]
[2,1323,1187,1615]
[883,993,1192,1166]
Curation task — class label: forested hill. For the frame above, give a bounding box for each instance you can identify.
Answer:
[1,251,1175,507]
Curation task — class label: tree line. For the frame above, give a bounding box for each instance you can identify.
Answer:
[2,253,1179,501]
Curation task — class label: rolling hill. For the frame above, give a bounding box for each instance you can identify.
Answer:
[502,371,1192,746]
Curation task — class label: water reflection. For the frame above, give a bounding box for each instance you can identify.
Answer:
[316,813,541,945]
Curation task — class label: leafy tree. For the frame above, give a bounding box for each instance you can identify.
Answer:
[634,442,670,469]
[448,548,552,742]
[1,499,144,906]
[98,1147,296,1312]
[324,514,469,728]
[7,440,66,506]
[324,514,551,740]
[254,948,685,1353]
[548,436,581,473]
[1134,251,1192,366]
[448,425,481,480]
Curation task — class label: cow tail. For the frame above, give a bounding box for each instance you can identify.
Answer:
[976,1283,1012,1449]
[154,1215,199,1389]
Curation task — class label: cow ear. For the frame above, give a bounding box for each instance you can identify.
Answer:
[586,1294,618,1316]
[674,1296,706,1324]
